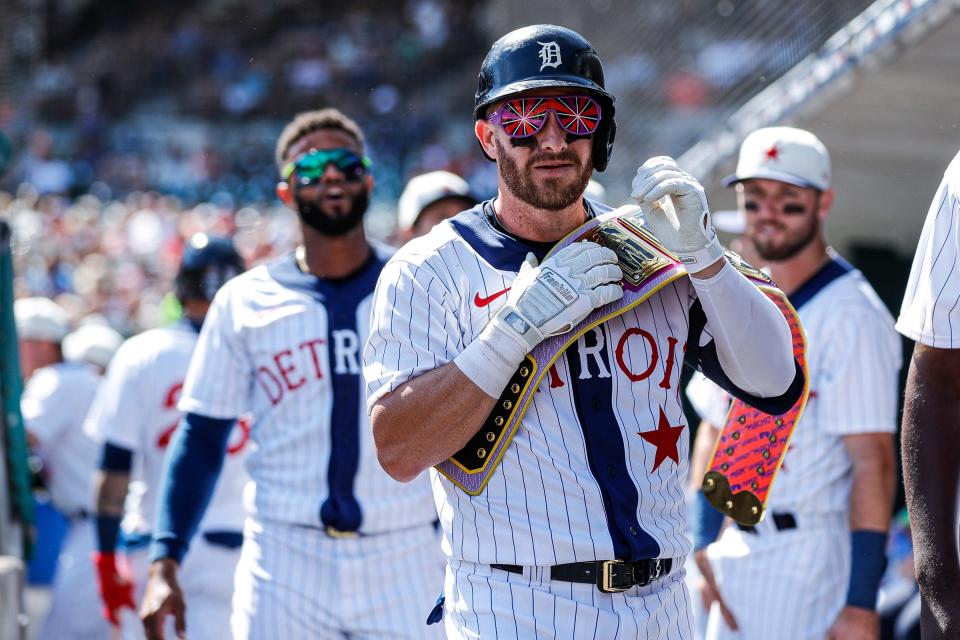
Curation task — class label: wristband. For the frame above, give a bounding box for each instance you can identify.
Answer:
[691,490,725,551]
[454,314,529,398]
[95,514,122,553]
[846,529,887,610]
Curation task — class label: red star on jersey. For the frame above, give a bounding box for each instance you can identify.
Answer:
[638,407,685,472]
[764,144,779,161]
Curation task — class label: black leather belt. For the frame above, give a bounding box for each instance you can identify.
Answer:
[492,558,674,594]
[202,530,244,549]
[736,511,797,534]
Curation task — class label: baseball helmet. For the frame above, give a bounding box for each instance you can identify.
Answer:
[175,233,244,303]
[474,24,617,171]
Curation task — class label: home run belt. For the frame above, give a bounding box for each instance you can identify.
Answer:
[436,206,809,527]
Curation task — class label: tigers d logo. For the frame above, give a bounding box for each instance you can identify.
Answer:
[537,41,562,71]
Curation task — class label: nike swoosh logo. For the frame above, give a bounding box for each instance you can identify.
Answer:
[474,287,511,307]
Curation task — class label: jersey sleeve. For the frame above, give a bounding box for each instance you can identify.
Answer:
[363,256,463,412]
[82,339,148,451]
[685,371,731,426]
[897,153,960,347]
[178,285,251,419]
[21,368,69,445]
[818,304,901,436]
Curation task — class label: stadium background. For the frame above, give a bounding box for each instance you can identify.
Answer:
[1,0,958,636]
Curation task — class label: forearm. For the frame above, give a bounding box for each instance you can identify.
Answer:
[372,362,497,483]
[94,444,132,552]
[150,413,233,564]
[689,421,720,492]
[692,260,794,397]
[902,346,960,610]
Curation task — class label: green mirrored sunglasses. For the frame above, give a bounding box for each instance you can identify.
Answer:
[282,148,372,184]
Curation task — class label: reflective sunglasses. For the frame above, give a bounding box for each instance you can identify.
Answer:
[281,148,372,185]
[487,95,602,139]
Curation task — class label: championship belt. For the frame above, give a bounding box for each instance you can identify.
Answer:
[702,252,809,525]
[436,207,808,506]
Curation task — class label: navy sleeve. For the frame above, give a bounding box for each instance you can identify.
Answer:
[99,442,133,472]
[149,413,234,564]
[684,299,805,416]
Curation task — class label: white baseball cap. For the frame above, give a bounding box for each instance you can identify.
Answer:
[398,171,475,231]
[62,324,124,369]
[723,126,831,191]
[14,297,70,343]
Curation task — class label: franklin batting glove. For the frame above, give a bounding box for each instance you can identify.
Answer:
[455,241,623,397]
[631,156,725,274]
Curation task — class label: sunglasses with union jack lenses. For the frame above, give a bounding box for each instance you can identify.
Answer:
[487,95,602,139]
[281,148,372,185]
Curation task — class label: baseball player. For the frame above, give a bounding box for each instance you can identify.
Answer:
[16,299,123,640]
[84,234,249,638]
[896,148,960,639]
[687,127,901,639]
[397,170,477,242]
[363,25,802,638]
[139,108,444,640]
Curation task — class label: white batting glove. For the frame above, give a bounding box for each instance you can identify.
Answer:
[631,156,725,274]
[455,241,623,397]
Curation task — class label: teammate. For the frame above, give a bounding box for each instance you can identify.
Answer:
[363,25,802,638]
[16,299,122,640]
[84,234,249,638]
[687,127,901,639]
[896,148,960,639]
[139,108,443,640]
[397,169,477,242]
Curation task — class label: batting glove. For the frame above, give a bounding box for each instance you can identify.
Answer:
[455,241,623,397]
[92,551,136,626]
[631,156,725,274]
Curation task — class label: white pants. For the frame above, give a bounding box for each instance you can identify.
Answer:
[704,515,848,640]
[443,558,695,639]
[122,532,242,640]
[231,518,446,640]
[37,518,114,640]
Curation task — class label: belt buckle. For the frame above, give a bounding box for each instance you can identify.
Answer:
[324,526,358,539]
[598,560,632,593]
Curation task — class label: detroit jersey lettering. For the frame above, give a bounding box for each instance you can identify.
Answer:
[179,248,436,531]
[366,201,718,566]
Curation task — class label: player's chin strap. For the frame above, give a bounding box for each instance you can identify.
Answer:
[436,206,809,523]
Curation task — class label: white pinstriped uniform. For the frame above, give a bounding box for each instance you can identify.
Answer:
[22,362,112,640]
[687,256,901,640]
[897,150,960,346]
[179,246,443,640]
[365,201,720,638]
[83,323,251,639]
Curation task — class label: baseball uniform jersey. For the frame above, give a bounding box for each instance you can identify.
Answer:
[83,321,251,640]
[22,361,112,640]
[364,200,790,638]
[688,255,901,639]
[897,149,960,346]
[178,247,443,639]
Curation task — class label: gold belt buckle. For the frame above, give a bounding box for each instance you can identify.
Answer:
[599,560,631,593]
[324,526,359,539]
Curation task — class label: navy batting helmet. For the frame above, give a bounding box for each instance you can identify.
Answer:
[474,24,617,171]
[175,233,244,303]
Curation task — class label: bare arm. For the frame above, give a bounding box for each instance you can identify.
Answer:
[689,420,720,492]
[901,342,960,638]
[843,432,895,533]
[372,362,496,483]
[93,469,130,517]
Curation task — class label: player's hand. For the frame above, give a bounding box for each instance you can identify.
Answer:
[826,605,879,640]
[631,156,724,275]
[494,242,623,354]
[140,559,186,640]
[694,548,739,631]
[92,551,136,626]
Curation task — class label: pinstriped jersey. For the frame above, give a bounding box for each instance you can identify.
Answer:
[178,247,436,532]
[688,257,901,516]
[365,201,732,566]
[83,324,251,534]
[898,150,960,347]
